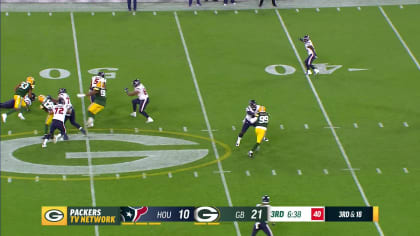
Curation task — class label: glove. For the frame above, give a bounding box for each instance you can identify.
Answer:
[299,38,304,42]
[77,93,86,98]
[124,88,129,94]
[46,95,51,100]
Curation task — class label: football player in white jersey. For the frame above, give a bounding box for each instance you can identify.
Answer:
[251,195,274,236]
[57,88,86,135]
[299,35,319,75]
[42,98,69,148]
[125,79,154,123]
[236,100,268,147]
[89,72,105,103]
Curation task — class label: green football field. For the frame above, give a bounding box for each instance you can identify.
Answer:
[1,4,420,236]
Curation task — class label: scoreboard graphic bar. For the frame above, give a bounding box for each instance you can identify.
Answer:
[42,206,378,225]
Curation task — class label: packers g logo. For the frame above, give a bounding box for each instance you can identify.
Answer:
[42,207,67,225]
[194,207,220,222]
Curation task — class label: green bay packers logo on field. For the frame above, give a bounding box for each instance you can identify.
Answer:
[1,131,230,178]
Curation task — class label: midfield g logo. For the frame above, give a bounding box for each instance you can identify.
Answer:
[1,131,231,179]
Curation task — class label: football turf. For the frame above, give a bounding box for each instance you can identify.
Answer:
[1,5,420,236]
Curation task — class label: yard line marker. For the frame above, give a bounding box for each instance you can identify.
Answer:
[35,176,39,182]
[110,128,114,133]
[91,12,95,16]
[115,174,120,179]
[34,130,38,134]
[297,169,302,175]
[194,171,198,178]
[112,12,115,16]
[158,127,163,132]
[380,7,420,71]
[341,168,360,171]
[183,126,188,132]
[142,173,147,179]
[232,125,236,131]
[49,12,52,16]
[71,12,99,236]
[8,130,12,135]
[245,170,251,176]
[316,8,320,12]
[323,169,329,175]
[295,9,299,12]
[304,124,309,129]
[378,122,384,128]
[376,168,382,174]
[7,177,12,183]
[280,124,284,130]
[27,12,31,16]
[353,123,358,128]
[275,10,384,236]
[153,11,157,16]
[134,128,139,133]
[399,5,403,8]
[214,10,218,15]
[63,175,67,180]
[337,7,340,11]
[357,6,361,11]
[403,122,409,127]
[403,168,409,174]
[271,170,277,176]
[348,68,368,71]
[254,9,258,14]
[175,12,241,236]
[168,172,173,178]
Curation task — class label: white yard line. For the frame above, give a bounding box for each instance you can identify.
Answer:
[70,12,99,236]
[275,9,384,236]
[379,6,420,71]
[174,12,241,236]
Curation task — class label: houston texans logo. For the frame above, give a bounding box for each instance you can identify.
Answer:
[120,206,149,222]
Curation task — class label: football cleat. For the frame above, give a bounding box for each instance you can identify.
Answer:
[79,127,87,135]
[42,143,47,148]
[130,112,137,117]
[307,70,312,75]
[248,150,254,158]
[54,134,62,143]
[263,136,269,142]
[235,142,240,147]
[314,68,319,74]
[87,117,94,128]
[2,113,7,123]
[18,113,25,120]
[146,117,154,123]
